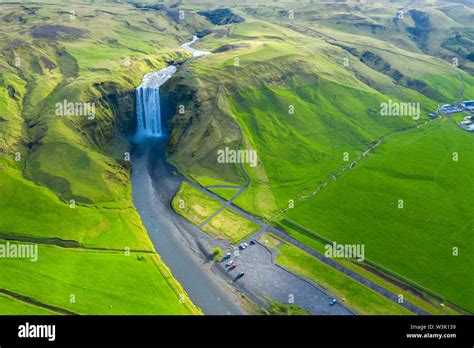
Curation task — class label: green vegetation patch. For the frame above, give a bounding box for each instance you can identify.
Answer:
[286,120,474,313]
[275,239,411,315]
[0,168,151,250]
[208,187,240,201]
[211,247,223,261]
[0,240,199,315]
[0,293,55,315]
[202,209,260,243]
[279,221,461,315]
[172,182,223,225]
[263,299,310,316]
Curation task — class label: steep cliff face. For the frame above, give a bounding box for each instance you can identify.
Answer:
[166,71,246,186]
[71,49,191,154]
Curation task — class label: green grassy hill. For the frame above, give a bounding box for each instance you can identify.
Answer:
[166,2,474,313]
[0,1,208,314]
[1,0,472,315]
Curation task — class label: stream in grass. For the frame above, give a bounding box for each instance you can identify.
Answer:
[130,37,245,314]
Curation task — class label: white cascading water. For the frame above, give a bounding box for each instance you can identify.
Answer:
[135,65,177,139]
[136,87,161,136]
[135,36,211,140]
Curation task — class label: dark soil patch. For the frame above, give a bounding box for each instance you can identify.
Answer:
[40,56,56,70]
[198,8,244,25]
[30,24,86,41]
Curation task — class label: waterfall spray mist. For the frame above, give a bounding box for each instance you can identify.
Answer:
[135,65,177,140]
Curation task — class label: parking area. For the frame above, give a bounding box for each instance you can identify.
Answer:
[218,241,353,315]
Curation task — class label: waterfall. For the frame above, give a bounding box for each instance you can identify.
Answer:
[136,86,162,137]
[135,65,177,139]
[135,36,210,140]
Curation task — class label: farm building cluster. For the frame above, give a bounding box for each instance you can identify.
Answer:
[429,100,474,132]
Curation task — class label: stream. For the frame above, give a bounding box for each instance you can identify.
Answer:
[130,37,245,315]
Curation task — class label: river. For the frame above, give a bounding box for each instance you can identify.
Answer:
[130,37,246,315]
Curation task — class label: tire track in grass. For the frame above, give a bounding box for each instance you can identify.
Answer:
[0,232,155,254]
[0,289,76,315]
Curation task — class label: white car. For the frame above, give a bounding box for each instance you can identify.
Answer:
[226,260,234,266]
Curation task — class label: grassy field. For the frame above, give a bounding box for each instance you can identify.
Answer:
[171,182,223,225]
[263,300,310,315]
[273,237,412,315]
[0,240,199,315]
[0,293,55,315]
[171,183,259,243]
[286,119,474,312]
[278,221,461,315]
[202,208,260,243]
[0,165,150,249]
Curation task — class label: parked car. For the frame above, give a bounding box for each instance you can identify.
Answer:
[239,243,246,250]
[226,260,234,267]
[243,242,248,248]
[249,239,256,245]
[236,272,245,279]
[229,264,237,270]
[223,253,231,259]
[329,298,337,306]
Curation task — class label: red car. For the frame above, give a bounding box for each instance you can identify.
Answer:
[229,264,237,270]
